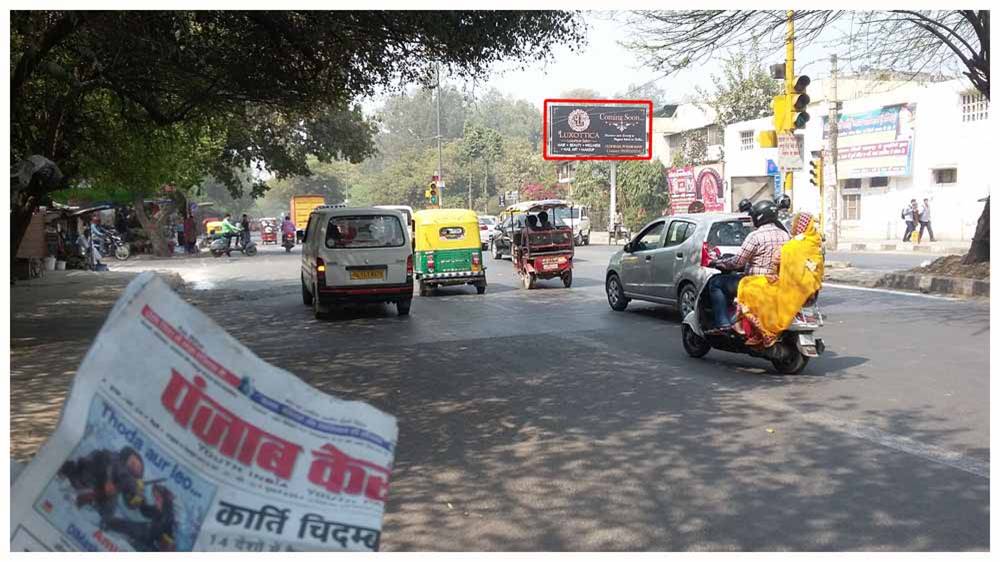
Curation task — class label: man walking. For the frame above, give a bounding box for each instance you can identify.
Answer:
[901,199,919,242]
[240,214,251,248]
[918,198,936,243]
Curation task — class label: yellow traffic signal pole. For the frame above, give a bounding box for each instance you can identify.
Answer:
[784,10,795,211]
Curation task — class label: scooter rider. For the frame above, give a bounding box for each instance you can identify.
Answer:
[281,215,296,240]
[705,199,790,334]
[219,213,241,256]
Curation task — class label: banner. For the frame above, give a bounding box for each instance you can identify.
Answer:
[10,273,398,552]
[823,103,916,179]
[544,100,652,160]
[666,164,725,215]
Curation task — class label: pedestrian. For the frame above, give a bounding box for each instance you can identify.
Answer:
[182,213,197,254]
[240,214,251,247]
[918,198,935,243]
[901,199,919,242]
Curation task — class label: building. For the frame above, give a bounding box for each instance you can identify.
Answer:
[723,77,990,243]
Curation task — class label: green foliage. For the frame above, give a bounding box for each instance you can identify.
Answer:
[696,50,782,128]
[617,160,669,231]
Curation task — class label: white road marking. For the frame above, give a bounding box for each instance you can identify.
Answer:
[823,283,959,301]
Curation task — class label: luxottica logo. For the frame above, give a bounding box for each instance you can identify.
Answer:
[567,109,590,132]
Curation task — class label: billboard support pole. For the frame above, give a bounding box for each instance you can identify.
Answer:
[609,161,618,234]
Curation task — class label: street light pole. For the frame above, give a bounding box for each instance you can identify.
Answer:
[784,9,795,211]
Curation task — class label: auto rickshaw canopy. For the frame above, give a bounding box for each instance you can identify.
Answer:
[413,208,483,252]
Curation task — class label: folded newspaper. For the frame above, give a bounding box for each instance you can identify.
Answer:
[10,272,398,552]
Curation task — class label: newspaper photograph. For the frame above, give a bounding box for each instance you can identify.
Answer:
[10,272,399,552]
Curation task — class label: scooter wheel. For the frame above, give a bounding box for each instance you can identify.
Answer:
[681,325,712,358]
[771,343,809,374]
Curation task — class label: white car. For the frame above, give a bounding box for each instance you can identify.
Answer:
[300,206,413,318]
[478,215,498,250]
[553,206,591,245]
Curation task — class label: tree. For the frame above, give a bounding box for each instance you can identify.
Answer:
[614,82,668,108]
[10,11,585,259]
[569,161,611,226]
[559,88,603,99]
[623,9,990,261]
[522,183,567,201]
[670,130,710,168]
[696,49,782,128]
[617,160,669,231]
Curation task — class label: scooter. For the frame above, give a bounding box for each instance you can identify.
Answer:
[680,256,825,375]
[209,233,258,258]
[282,231,295,253]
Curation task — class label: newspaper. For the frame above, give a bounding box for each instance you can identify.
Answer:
[9,272,398,552]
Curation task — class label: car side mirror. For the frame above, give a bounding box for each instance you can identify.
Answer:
[623,242,633,253]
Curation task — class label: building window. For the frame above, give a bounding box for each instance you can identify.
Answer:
[961,92,989,122]
[869,176,889,188]
[934,168,958,184]
[740,130,754,151]
[843,193,861,220]
[706,125,723,146]
[844,178,862,189]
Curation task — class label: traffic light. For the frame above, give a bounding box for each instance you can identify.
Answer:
[788,75,811,130]
[428,182,438,205]
[771,94,789,132]
[809,156,823,187]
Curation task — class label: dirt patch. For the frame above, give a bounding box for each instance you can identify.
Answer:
[909,255,990,280]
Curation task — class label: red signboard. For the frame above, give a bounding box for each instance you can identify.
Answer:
[543,99,653,160]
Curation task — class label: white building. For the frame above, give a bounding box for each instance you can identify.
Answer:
[651,103,723,167]
[724,77,990,243]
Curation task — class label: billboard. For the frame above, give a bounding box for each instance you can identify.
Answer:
[666,164,725,215]
[823,103,916,179]
[543,99,652,160]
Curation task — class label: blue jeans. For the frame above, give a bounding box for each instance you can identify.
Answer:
[708,273,744,328]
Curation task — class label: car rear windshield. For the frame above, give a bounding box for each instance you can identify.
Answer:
[478,217,496,225]
[708,220,754,247]
[326,215,406,249]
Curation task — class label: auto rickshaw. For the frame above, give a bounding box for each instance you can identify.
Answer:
[259,217,278,245]
[413,208,487,296]
[507,199,574,289]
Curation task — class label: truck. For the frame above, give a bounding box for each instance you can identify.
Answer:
[290,195,326,242]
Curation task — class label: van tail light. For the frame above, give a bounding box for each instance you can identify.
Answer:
[316,257,327,286]
[406,254,413,275]
[426,252,435,272]
[700,242,721,267]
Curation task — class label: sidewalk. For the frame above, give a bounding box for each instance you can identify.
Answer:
[835,239,969,255]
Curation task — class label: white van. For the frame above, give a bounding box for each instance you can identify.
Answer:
[300,206,413,318]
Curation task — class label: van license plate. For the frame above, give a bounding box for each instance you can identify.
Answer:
[351,270,385,280]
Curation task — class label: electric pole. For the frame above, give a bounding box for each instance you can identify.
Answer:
[435,64,444,208]
[828,53,841,250]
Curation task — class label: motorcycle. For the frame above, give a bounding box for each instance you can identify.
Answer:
[282,231,295,253]
[209,232,258,258]
[100,231,131,261]
[680,256,825,375]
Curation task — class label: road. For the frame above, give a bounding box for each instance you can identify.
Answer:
[15,243,990,550]
[826,251,940,272]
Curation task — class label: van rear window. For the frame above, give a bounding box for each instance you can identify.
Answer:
[326,215,406,249]
[708,220,754,247]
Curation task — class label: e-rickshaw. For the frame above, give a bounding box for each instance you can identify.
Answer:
[413,208,487,296]
[506,200,575,289]
[259,217,278,244]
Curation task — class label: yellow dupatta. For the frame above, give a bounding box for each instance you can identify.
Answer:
[735,213,824,347]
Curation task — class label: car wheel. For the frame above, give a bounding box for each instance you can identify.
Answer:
[682,325,712,358]
[678,283,698,319]
[312,285,328,319]
[583,234,590,246]
[606,273,629,311]
[302,276,313,306]
[491,242,502,260]
[574,233,583,246]
[396,299,411,316]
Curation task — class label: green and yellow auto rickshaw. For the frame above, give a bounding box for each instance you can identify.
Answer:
[413,208,487,296]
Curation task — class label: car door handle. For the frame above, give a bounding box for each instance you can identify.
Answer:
[676,252,684,259]
[645,255,652,261]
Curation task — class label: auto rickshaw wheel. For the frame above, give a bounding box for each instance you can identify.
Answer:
[419,280,433,297]
[475,282,487,295]
[522,272,536,290]
[562,270,573,288]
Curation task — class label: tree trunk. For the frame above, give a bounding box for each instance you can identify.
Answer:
[132,194,172,257]
[962,196,989,264]
[11,192,38,274]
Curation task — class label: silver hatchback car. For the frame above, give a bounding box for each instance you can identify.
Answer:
[606,213,754,318]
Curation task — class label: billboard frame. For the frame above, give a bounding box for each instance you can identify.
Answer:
[543,98,654,161]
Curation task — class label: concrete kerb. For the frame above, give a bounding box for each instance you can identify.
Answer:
[875,272,990,298]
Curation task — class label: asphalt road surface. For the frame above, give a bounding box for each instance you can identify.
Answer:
[29,243,993,550]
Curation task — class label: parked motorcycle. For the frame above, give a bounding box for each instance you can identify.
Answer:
[100,231,131,261]
[209,233,258,258]
[282,232,295,253]
[680,257,825,375]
